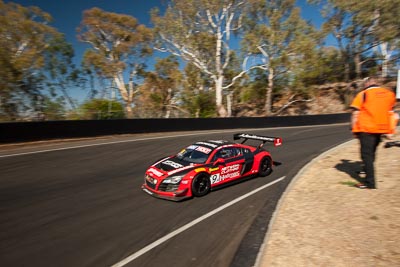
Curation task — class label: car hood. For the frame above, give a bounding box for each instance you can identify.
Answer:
[150,157,197,177]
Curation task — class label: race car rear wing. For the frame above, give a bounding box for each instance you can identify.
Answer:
[234,133,282,147]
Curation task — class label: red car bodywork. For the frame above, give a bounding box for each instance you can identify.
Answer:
[142,133,282,201]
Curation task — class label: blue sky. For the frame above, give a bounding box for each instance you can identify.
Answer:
[6,0,325,60]
[5,0,167,101]
[5,0,166,65]
[5,0,327,103]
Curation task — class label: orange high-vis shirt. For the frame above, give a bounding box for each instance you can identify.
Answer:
[351,86,396,134]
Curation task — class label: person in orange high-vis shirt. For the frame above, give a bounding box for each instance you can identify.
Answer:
[350,77,396,189]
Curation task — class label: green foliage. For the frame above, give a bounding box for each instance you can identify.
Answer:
[77,7,154,117]
[40,97,67,120]
[241,0,322,114]
[239,69,267,104]
[0,0,79,120]
[2,0,399,120]
[137,56,184,118]
[151,0,250,117]
[79,99,125,120]
[194,91,216,118]
[339,181,358,187]
[317,0,400,79]
[181,89,216,118]
[180,63,216,118]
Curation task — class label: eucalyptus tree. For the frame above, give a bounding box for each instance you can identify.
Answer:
[44,35,83,110]
[79,98,125,120]
[0,0,72,120]
[151,0,268,117]
[77,8,153,118]
[137,56,183,118]
[242,0,320,115]
[361,0,400,77]
[315,0,400,79]
[181,63,216,118]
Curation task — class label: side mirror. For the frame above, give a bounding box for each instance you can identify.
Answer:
[213,158,225,166]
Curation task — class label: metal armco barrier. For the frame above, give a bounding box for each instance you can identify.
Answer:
[0,113,351,143]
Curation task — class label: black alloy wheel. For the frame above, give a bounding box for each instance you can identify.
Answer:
[258,156,272,177]
[191,173,211,197]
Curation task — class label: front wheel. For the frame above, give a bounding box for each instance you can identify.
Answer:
[191,173,211,197]
[258,156,272,177]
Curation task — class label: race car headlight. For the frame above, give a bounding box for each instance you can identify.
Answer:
[163,175,184,184]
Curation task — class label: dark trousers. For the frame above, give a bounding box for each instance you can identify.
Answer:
[358,132,381,188]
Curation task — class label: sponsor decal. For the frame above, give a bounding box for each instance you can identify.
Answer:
[152,157,169,166]
[210,171,241,184]
[236,133,282,146]
[210,164,241,184]
[148,168,163,177]
[143,188,154,195]
[163,160,183,169]
[187,145,197,150]
[167,165,193,175]
[209,167,219,172]
[195,146,212,154]
[208,140,225,144]
[196,142,218,148]
[221,164,240,174]
[145,175,158,185]
[274,137,282,146]
[195,167,206,173]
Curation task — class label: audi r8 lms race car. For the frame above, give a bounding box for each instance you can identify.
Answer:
[142,133,282,201]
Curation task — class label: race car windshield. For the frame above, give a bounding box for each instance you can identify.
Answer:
[176,145,210,164]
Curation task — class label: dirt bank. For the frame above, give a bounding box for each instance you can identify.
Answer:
[257,139,400,267]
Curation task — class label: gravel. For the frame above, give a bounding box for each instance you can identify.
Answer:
[257,138,400,267]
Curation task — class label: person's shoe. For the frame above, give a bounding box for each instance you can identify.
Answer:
[355,183,376,189]
[355,183,368,189]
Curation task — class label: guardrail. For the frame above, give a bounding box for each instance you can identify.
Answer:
[0,113,351,143]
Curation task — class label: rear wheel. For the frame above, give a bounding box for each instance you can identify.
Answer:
[191,173,211,197]
[258,156,272,177]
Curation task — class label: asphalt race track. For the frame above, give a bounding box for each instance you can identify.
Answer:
[0,124,352,267]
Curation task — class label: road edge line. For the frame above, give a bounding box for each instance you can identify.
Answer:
[111,176,286,267]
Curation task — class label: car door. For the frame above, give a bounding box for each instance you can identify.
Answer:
[209,147,245,186]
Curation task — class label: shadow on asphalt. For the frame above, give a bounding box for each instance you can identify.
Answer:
[334,159,365,183]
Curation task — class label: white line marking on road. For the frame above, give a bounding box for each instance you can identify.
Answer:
[0,123,347,158]
[110,176,286,267]
[0,130,229,158]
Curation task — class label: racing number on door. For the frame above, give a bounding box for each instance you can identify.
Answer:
[210,164,241,184]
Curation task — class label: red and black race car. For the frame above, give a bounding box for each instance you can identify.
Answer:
[142,133,282,201]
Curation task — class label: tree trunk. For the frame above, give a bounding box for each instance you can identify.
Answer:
[380,42,389,78]
[354,52,361,79]
[344,61,350,82]
[264,68,274,116]
[214,27,228,118]
[114,74,134,118]
[227,92,232,117]
[125,104,133,118]
[215,75,227,117]
[164,88,172,118]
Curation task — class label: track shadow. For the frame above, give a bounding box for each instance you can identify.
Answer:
[334,159,365,183]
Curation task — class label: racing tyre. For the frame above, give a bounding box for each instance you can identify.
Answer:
[258,156,272,177]
[191,173,211,197]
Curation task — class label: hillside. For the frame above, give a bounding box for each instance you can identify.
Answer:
[236,80,398,117]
